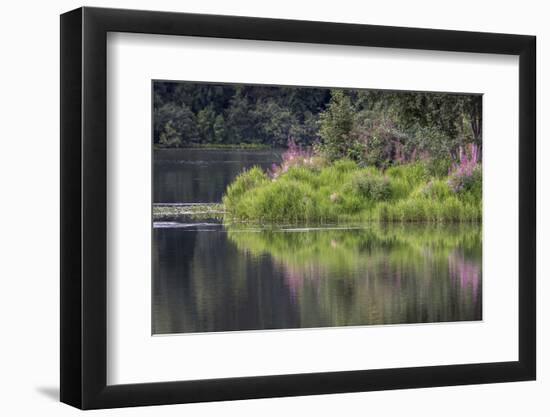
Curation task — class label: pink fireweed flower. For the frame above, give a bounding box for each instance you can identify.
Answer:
[448,143,480,193]
[269,138,314,179]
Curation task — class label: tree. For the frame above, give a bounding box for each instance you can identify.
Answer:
[197,105,217,143]
[152,81,482,162]
[463,96,482,146]
[213,114,226,143]
[159,120,182,147]
[156,103,199,146]
[318,90,355,160]
[254,100,293,147]
[226,93,253,144]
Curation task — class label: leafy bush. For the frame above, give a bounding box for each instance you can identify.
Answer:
[419,179,451,201]
[424,157,453,178]
[353,117,413,168]
[332,158,358,173]
[350,172,391,201]
[447,144,481,195]
[448,164,481,195]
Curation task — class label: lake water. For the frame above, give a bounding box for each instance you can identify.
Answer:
[154,148,283,203]
[153,149,482,334]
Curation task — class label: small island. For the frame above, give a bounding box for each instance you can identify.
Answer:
[153,88,481,224]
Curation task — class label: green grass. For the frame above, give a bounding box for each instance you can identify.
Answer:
[222,160,481,223]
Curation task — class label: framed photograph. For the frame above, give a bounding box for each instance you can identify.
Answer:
[60,6,536,409]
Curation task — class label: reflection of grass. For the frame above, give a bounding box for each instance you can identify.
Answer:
[226,222,482,327]
[223,161,481,223]
[227,223,481,274]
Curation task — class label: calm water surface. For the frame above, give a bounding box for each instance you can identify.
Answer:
[153,149,482,334]
[154,148,282,203]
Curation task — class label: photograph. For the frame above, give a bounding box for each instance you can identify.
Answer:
[152,81,483,335]
[50,2,539,412]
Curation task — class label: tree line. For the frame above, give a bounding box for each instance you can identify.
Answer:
[153,81,481,164]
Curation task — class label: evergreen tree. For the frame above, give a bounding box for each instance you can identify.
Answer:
[318,90,355,160]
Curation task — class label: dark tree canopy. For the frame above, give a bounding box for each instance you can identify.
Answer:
[153,81,481,163]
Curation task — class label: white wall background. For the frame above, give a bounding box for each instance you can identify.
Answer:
[0,0,546,415]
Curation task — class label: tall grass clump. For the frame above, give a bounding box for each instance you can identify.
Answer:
[350,171,391,201]
[222,166,269,209]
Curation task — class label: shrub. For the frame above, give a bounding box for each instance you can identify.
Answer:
[333,159,358,173]
[424,157,453,178]
[353,116,414,169]
[448,162,481,194]
[447,144,481,194]
[350,172,391,201]
[420,179,451,201]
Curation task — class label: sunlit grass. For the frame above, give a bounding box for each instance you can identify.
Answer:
[222,160,481,223]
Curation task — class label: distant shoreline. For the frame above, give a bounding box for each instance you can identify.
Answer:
[154,143,274,151]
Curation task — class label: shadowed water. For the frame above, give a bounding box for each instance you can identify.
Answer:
[153,149,482,334]
[154,148,282,203]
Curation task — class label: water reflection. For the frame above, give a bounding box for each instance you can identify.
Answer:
[154,149,282,203]
[152,223,482,334]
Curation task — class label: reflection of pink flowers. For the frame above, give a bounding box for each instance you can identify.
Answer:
[282,267,304,301]
[448,251,481,299]
[278,263,321,303]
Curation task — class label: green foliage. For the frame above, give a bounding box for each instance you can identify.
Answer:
[424,156,453,178]
[156,103,199,147]
[154,82,483,172]
[385,92,479,148]
[418,179,452,201]
[158,120,181,147]
[375,195,480,223]
[223,161,481,223]
[350,172,391,201]
[196,105,217,143]
[450,164,482,198]
[332,158,358,173]
[153,81,328,147]
[213,114,226,143]
[222,167,269,209]
[386,163,429,188]
[318,90,355,161]
[353,116,408,168]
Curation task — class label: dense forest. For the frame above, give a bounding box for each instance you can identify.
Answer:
[153,81,482,165]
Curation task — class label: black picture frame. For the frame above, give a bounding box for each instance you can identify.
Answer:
[60,6,536,410]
